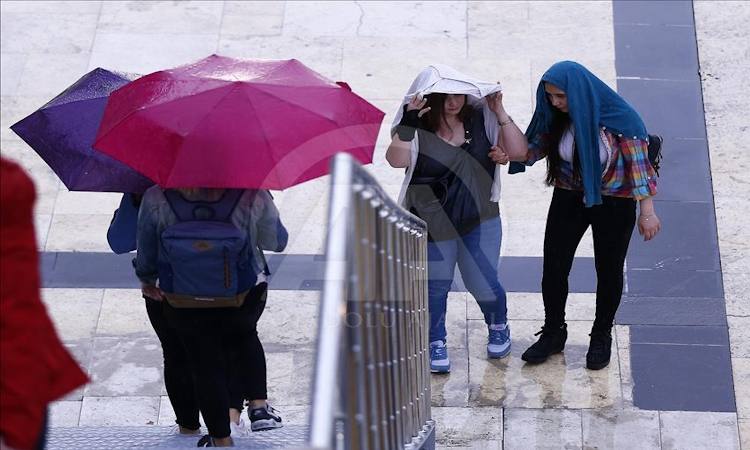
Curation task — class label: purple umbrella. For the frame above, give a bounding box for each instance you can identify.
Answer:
[10,68,155,194]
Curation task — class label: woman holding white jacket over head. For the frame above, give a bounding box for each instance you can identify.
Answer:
[386,64,526,373]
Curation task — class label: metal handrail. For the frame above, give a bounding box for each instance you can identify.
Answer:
[308,153,434,450]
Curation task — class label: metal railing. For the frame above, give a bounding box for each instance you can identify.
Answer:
[308,153,435,450]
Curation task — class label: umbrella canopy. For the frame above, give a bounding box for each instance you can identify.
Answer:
[10,68,155,194]
[93,55,385,190]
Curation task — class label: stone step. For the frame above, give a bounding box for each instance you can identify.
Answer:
[46,425,309,449]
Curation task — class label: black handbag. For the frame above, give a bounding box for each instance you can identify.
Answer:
[647,133,663,176]
[405,159,483,241]
[404,112,486,241]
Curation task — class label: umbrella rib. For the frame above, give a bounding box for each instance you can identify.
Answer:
[251,60,330,86]
[244,85,360,129]
[18,101,103,191]
[245,86,368,187]
[261,59,297,80]
[164,84,243,188]
[242,83,382,131]
[240,91,283,189]
[245,86,381,188]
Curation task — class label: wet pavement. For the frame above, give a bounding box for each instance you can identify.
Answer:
[1,1,748,449]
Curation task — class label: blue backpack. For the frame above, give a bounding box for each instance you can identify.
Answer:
[158,189,257,308]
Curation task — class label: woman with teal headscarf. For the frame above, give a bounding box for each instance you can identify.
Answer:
[500,61,661,370]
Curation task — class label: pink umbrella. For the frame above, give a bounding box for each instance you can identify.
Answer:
[93,55,384,190]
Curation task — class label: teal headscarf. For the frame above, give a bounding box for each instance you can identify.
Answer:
[512,61,648,207]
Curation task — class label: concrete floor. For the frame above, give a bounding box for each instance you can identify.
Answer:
[1,1,748,449]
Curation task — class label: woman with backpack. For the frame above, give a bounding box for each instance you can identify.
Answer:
[134,187,288,447]
[500,60,661,370]
[386,65,527,373]
[108,192,206,438]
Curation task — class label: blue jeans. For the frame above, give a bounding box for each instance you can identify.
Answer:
[427,216,507,342]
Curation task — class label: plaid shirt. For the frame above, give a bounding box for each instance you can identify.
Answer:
[524,128,657,200]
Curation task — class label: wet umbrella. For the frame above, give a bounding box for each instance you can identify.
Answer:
[92,55,384,190]
[10,68,155,194]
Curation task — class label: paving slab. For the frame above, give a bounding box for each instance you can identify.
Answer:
[2,0,749,449]
[659,411,741,450]
[582,409,661,450]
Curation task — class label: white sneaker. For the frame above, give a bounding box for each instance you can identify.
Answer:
[230,418,250,438]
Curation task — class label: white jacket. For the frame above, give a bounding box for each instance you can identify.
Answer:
[390,64,505,205]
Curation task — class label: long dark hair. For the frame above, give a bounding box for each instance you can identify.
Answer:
[420,93,471,134]
[544,108,582,187]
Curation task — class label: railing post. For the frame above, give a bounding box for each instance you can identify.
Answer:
[309,154,434,450]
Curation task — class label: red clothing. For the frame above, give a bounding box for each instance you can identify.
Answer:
[0,158,88,449]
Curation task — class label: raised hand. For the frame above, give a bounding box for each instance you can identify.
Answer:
[488,83,505,116]
[397,93,431,141]
[407,93,432,117]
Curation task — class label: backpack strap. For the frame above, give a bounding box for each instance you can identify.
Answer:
[164,189,245,222]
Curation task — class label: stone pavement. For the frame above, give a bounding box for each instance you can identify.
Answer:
[1,1,748,449]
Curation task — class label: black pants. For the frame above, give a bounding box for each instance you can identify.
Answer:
[33,408,48,450]
[164,283,269,439]
[541,188,636,333]
[145,297,201,430]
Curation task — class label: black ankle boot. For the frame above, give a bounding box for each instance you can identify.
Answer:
[586,330,613,370]
[521,323,567,364]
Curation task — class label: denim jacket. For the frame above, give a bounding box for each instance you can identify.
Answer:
[134,186,288,285]
[106,193,141,254]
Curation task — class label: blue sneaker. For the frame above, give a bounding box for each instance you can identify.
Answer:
[487,323,511,358]
[429,340,451,373]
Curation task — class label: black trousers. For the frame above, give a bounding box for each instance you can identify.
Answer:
[541,188,637,333]
[33,409,48,450]
[145,297,201,430]
[164,283,269,439]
